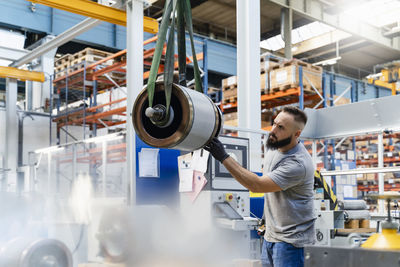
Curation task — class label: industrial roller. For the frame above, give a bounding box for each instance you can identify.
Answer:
[0,238,73,267]
[132,82,223,151]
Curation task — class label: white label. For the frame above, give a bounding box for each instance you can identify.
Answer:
[276,70,287,84]
[139,148,160,177]
[223,104,232,109]
[347,150,355,160]
[387,152,393,157]
[227,76,237,86]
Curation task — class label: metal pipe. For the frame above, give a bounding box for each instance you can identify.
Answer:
[378,133,385,214]
[11,18,101,68]
[320,166,400,176]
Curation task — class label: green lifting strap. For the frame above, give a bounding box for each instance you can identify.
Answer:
[146,0,203,125]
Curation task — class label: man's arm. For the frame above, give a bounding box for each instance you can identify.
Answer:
[222,157,281,193]
[204,138,282,193]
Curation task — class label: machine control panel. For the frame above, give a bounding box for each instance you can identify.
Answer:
[206,135,249,191]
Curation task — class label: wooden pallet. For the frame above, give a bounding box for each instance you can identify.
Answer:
[270,83,319,94]
[260,57,280,73]
[54,54,72,67]
[222,84,237,91]
[70,55,113,67]
[72,47,112,60]
[222,96,237,104]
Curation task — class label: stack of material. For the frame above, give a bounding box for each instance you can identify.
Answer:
[223,109,275,128]
[221,55,284,104]
[221,76,238,104]
[340,200,371,229]
[260,54,281,94]
[54,54,72,78]
[269,59,323,93]
[54,48,114,79]
[69,47,113,72]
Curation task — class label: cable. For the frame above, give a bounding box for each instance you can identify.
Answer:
[72,224,85,255]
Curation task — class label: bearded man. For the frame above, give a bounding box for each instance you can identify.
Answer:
[205,106,315,267]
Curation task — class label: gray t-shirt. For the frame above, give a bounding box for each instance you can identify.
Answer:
[263,142,316,247]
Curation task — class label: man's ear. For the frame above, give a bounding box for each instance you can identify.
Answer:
[294,129,301,138]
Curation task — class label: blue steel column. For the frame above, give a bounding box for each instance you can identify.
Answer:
[299,66,304,110]
[50,75,53,146]
[92,79,98,137]
[330,73,336,194]
[83,62,87,139]
[65,66,69,144]
[203,39,208,95]
[322,73,328,169]
[351,81,356,165]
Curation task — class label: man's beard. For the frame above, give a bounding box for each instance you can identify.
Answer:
[266,134,292,150]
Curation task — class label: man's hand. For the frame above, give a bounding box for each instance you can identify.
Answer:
[204,137,229,163]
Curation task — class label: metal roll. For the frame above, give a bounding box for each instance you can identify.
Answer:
[344,210,371,220]
[339,200,367,210]
[132,82,222,151]
[0,238,73,267]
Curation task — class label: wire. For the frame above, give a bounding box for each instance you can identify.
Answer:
[72,224,85,255]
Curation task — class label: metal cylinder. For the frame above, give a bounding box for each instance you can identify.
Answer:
[339,200,367,210]
[0,238,73,267]
[132,82,222,151]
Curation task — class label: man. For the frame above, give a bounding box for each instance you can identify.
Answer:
[205,106,315,267]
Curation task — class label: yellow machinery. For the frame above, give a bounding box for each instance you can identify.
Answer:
[361,194,400,250]
[367,62,400,95]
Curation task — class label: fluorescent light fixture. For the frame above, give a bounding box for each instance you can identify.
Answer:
[313,56,341,66]
[260,21,334,51]
[83,133,124,143]
[34,146,64,154]
[366,73,383,79]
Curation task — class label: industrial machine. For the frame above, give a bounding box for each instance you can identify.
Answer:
[180,135,259,260]
[313,171,372,247]
[307,194,400,267]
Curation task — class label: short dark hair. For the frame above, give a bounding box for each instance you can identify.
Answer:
[282,106,307,126]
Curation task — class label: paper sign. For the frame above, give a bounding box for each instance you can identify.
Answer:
[178,153,194,192]
[191,149,210,173]
[189,171,208,202]
[138,148,159,177]
[343,185,354,198]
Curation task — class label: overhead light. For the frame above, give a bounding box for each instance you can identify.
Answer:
[291,46,298,52]
[366,73,383,80]
[34,146,64,154]
[83,133,124,143]
[313,56,341,66]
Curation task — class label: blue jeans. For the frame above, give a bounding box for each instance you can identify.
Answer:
[261,240,304,267]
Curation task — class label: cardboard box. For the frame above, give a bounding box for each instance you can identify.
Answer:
[222,76,237,88]
[269,60,322,92]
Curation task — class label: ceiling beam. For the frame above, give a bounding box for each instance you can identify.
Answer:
[268,0,400,51]
[261,17,311,40]
[278,29,351,55]
[27,0,158,33]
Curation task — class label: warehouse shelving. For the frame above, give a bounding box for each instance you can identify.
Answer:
[52,36,204,145]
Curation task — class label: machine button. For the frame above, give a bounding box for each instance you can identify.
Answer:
[225,193,233,201]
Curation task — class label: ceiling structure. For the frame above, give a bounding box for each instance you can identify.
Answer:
[147,0,400,79]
